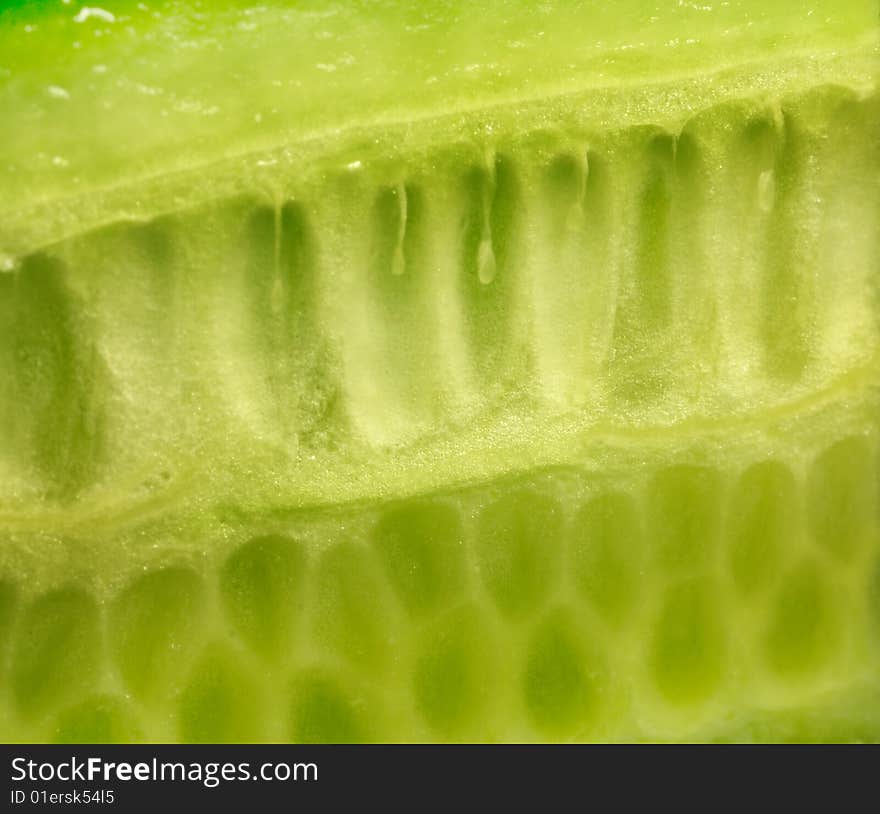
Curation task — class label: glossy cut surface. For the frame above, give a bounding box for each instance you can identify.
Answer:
[0,1,879,743]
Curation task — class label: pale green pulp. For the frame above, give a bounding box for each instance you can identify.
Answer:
[0,1,879,743]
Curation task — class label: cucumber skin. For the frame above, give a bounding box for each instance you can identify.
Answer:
[1,2,879,743]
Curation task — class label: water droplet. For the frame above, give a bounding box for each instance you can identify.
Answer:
[390,184,408,277]
[47,85,70,100]
[74,7,116,24]
[477,239,496,285]
[758,169,775,213]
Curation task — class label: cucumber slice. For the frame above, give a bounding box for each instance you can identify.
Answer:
[0,1,878,743]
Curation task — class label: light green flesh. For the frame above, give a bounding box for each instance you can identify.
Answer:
[1,1,879,743]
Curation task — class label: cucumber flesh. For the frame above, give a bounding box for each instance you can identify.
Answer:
[0,1,879,743]
[1,0,878,253]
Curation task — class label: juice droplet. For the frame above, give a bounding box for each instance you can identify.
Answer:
[391,184,407,277]
[758,169,775,213]
[565,152,589,233]
[73,7,116,24]
[477,238,496,285]
[477,147,497,284]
